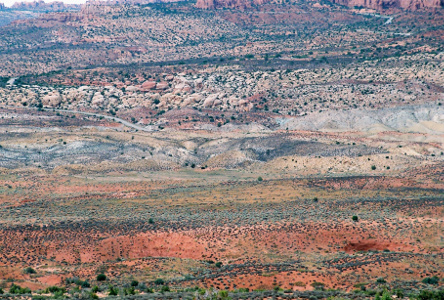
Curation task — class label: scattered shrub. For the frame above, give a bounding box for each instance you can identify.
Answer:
[9,284,31,294]
[130,280,139,287]
[82,280,91,288]
[376,277,386,284]
[416,290,444,300]
[96,274,107,281]
[23,267,36,274]
[124,286,136,295]
[108,286,119,296]
[382,291,391,300]
[422,276,439,285]
[218,290,229,298]
[160,285,170,292]
[44,286,66,294]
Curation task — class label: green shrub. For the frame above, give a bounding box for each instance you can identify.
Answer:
[108,286,119,296]
[44,286,66,294]
[124,287,136,295]
[9,284,31,294]
[154,278,165,285]
[382,291,391,300]
[311,282,325,290]
[416,289,444,300]
[160,285,170,292]
[54,290,65,298]
[417,290,435,300]
[23,267,37,274]
[96,274,107,281]
[294,281,305,287]
[352,215,359,222]
[422,276,439,285]
[393,289,404,299]
[218,290,229,298]
[130,280,139,287]
[82,280,90,288]
[376,277,386,284]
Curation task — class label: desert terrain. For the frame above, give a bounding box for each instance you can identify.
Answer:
[0,0,442,298]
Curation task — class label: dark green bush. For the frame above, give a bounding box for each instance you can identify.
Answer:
[376,277,386,284]
[422,276,440,285]
[82,280,91,288]
[23,267,36,274]
[108,286,119,296]
[131,280,139,287]
[160,285,170,292]
[96,274,107,281]
[124,287,136,295]
[44,286,66,294]
[9,284,31,294]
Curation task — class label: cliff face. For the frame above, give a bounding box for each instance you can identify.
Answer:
[329,0,443,10]
[195,0,442,9]
[195,0,270,9]
[11,1,81,11]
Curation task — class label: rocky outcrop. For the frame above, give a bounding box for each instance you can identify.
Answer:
[42,91,62,107]
[328,0,443,10]
[0,3,5,9]
[196,0,270,9]
[11,1,80,11]
[195,0,442,10]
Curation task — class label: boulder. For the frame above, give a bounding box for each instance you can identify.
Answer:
[42,91,62,107]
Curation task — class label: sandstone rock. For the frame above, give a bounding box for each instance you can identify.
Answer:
[328,0,443,10]
[213,99,222,107]
[182,94,203,107]
[229,96,239,106]
[174,83,192,93]
[196,0,270,9]
[203,94,219,107]
[42,91,62,107]
[126,86,138,92]
[91,92,105,106]
[156,82,169,90]
[141,81,156,91]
